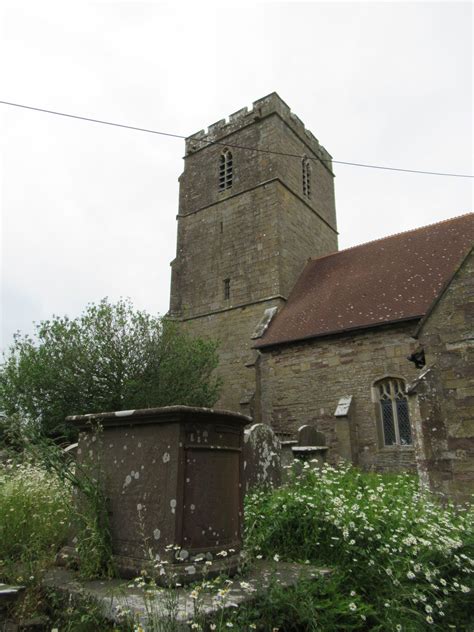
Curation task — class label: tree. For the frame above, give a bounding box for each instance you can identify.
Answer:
[0,298,221,439]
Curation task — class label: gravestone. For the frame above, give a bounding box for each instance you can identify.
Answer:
[293,424,328,467]
[67,406,250,583]
[242,423,282,492]
[298,424,326,447]
[63,442,78,458]
[280,440,298,468]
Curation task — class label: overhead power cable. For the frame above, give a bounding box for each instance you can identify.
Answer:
[1,99,472,178]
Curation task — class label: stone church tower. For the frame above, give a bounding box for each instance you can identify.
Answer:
[169,93,338,414]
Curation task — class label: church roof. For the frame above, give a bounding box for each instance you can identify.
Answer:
[255,213,474,349]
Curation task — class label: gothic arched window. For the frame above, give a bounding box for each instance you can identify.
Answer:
[302,157,311,198]
[219,150,233,190]
[376,377,412,446]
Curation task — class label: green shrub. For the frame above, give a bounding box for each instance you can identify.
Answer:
[244,463,474,631]
[0,298,221,439]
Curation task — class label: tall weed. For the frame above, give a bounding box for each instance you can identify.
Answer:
[0,460,71,579]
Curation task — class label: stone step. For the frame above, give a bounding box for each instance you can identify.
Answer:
[43,560,332,630]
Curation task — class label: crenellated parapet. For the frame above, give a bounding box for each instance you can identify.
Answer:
[185,92,332,170]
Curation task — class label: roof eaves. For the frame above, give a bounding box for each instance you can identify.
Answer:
[254,315,423,351]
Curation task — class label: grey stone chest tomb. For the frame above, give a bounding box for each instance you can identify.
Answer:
[68,406,251,583]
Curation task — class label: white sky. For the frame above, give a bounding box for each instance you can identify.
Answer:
[0,1,472,352]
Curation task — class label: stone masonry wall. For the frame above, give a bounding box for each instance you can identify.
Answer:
[178,94,336,231]
[411,249,474,501]
[258,322,421,472]
[169,94,338,413]
[171,183,282,319]
[171,93,338,320]
[182,298,284,415]
[276,184,337,298]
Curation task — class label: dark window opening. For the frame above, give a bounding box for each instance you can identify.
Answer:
[223,278,230,300]
[302,158,311,198]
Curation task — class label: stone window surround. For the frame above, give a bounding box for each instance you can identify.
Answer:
[371,374,414,450]
[219,149,233,191]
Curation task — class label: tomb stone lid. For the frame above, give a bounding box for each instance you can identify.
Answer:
[292,446,329,452]
[67,405,252,430]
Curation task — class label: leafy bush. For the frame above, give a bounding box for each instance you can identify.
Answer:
[0,298,221,439]
[244,463,474,631]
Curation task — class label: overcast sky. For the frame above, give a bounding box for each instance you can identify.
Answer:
[0,1,472,352]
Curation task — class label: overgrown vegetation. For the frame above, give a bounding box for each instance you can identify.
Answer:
[1,445,473,630]
[242,463,474,631]
[0,430,116,628]
[0,298,221,439]
[0,457,72,625]
[34,428,115,579]
[0,459,71,574]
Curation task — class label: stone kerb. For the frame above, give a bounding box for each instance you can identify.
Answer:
[67,406,251,583]
[242,423,282,492]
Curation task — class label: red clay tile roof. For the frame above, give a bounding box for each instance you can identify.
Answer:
[255,213,474,348]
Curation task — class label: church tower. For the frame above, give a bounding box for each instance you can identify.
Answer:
[169,93,338,415]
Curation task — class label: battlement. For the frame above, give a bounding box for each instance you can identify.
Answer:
[185,92,332,166]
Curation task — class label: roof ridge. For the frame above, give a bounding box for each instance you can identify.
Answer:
[309,212,474,264]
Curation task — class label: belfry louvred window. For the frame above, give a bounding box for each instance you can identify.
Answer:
[302,157,311,198]
[219,150,233,190]
[376,377,412,446]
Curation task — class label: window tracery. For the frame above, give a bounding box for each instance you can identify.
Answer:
[376,377,412,446]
